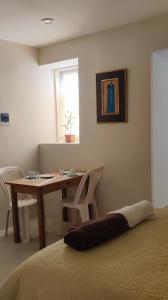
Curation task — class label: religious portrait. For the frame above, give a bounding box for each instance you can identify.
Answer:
[96,69,127,123]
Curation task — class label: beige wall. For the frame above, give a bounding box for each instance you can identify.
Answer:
[0,39,56,229]
[38,15,168,215]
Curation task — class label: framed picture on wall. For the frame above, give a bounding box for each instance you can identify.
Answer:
[96,69,127,123]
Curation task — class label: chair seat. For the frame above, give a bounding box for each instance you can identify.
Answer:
[10,198,37,208]
[62,196,86,209]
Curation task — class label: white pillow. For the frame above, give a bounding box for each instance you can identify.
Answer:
[107,200,154,228]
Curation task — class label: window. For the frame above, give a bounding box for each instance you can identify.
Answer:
[54,59,79,143]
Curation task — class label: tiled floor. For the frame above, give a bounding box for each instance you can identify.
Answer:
[0,217,61,287]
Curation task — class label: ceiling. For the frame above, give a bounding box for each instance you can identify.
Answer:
[0,0,168,48]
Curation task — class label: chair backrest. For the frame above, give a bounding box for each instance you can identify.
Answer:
[86,167,104,204]
[0,166,24,206]
[73,167,104,204]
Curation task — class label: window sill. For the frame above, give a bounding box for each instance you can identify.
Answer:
[39,142,80,145]
[56,142,80,145]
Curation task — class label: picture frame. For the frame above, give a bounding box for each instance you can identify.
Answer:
[96,69,127,123]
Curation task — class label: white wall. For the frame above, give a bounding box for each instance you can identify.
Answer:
[151,49,168,207]
[0,39,56,229]
[38,16,168,215]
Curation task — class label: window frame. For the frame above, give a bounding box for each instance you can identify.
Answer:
[54,64,79,144]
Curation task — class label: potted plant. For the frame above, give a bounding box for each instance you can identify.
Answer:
[63,111,76,143]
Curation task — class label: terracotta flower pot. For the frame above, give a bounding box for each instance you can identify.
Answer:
[65,134,75,143]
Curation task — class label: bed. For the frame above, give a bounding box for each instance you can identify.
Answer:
[0,208,168,300]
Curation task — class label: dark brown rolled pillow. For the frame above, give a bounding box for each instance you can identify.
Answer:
[64,213,129,251]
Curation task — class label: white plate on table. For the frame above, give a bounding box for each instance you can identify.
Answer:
[40,174,55,179]
[25,176,39,180]
[63,170,70,175]
[66,173,77,177]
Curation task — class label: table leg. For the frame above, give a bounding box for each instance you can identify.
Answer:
[62,189,68,221]
[62,188,67,198]
[37,190,46,249]
[11,186,20,243]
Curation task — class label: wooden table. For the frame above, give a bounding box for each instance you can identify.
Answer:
[5,172,84,249]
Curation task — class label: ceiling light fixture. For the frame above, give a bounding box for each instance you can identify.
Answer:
[41,18,55,24]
